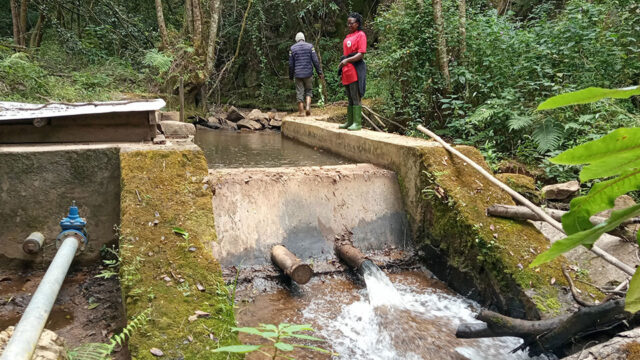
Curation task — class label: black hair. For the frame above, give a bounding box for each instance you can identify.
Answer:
[348,12,363,30]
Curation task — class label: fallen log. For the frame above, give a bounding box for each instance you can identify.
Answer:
[457,299,637,357]
[487,204,637,240]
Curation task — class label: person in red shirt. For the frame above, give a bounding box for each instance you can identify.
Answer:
[338,12,367,131]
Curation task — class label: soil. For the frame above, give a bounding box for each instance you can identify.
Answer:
[0,265,128,359]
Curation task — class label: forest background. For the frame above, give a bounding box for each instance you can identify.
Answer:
[1,0,639,183]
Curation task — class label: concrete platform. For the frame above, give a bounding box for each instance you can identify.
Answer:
[206,164,409,266]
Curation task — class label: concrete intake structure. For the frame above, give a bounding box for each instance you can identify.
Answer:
[270,245,313,284]
[334,241,368,271]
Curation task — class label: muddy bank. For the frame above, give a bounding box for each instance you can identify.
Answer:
[0,266,127,358]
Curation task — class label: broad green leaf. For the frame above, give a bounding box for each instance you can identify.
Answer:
[281,324,314,333]
[211,345,262,353]
[625,269,640,313]
[530,204,640,267]
[172,227,188,237]
[537,86,640,110]
[562,169,640,234]
[288,334,326,342]
[260,324,278,331]
[274,342,295,351]
[293,344,335,354]
[232,327,267,337]
[550,128,640,180]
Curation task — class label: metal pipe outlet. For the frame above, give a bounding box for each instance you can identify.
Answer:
[0,236,79,360]
[1,203,87,360]
[334,242,368,271]
[270,245,313,284]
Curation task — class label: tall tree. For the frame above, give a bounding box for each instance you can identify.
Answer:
[191,0,203,53]
[19,0,28,46]
[29,12,45,48]
[10,0,22,46]
[206,0,221,74]
[432,0,450,89]
[458,0,467,62]
[155,0,169,49]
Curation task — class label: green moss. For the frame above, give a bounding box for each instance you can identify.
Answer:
[119,150,240,360]
[416,145,602,318]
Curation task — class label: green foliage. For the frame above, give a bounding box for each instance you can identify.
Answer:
[67,309,151,360]
[95,245,120,279]
[212,323,332,359]
[143,49,173,75]
[530,204,640,267]
[531,86,640,312]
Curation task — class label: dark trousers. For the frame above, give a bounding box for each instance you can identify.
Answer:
[344,82,361,106]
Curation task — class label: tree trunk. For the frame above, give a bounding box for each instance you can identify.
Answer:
[205,0,221,74]
[185,0,193,35]
[191,0,203,53]
[458,0,467,62]
[432,0,450,90]
[29,12,45,48]
[19,0,28,47]
[155,0,169,49]
[10,0,22,47]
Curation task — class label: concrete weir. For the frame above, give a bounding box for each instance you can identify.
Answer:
[206,164,409,266]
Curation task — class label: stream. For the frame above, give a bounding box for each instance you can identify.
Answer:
[236,265,534,360]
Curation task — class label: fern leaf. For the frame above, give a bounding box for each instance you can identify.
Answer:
[533,120,563,152]
[507,114,534,130]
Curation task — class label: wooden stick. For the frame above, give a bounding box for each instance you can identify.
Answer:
[416,125,636,276]
[179,76,185,122]
[361,112,382,132]
[363,105,407,130]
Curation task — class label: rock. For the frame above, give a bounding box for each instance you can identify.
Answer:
[247,109,268,122]
[160,121,196,138]
[0,326,66,360]
[150,347,164,357]
[196,283,205,291]
[274,112,286,121]
[237,119,262,131]
[206,117,222,129]
[257,118,270,129]
[269,119,282,128]
[563,327,640,359]
[220,119,238,131]
[226,106,245,122]
[597,195,637,218]
[160,111,180,122]
[153,134,167,145]
[541,180,580,200]
[496,173,540,203]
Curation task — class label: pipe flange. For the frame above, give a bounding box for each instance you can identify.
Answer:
[56,230,87,251]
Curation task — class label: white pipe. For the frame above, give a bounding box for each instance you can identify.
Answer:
[0,236,79,360]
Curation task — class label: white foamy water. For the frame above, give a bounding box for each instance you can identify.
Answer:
[301,263,536,360]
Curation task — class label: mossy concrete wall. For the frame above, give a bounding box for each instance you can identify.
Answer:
[0,145,121,267]
[119,148,239,359]
[282,115,600,319]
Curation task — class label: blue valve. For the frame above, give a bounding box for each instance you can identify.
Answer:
[56,201,88,248]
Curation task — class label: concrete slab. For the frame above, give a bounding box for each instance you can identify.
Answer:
[207,164,409,266]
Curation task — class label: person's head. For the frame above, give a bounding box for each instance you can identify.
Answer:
[295,32,305,42]
[347,12,363,33]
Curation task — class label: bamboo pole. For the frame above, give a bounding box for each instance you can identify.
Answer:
[416,125,635,276]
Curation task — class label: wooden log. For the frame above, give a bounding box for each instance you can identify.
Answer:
[457,299,635,357]
[270,245,313,284]
[487,204,637,240]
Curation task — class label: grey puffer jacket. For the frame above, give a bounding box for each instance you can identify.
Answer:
[289,41,323,79]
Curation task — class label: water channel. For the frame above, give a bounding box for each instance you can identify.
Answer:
[199,129,534,360]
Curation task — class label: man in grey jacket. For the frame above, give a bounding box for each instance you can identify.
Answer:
[289,32,323,116]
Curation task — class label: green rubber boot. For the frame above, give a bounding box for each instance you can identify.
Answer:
[347,105,362,131]
[339,106,353,129]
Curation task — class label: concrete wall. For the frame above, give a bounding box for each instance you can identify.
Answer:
[0,145,121,267]
[282,116,595,319]
[207,164,409,266]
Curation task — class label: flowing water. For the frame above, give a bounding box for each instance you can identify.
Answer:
[195,130,351,168]
[236,266,534,360]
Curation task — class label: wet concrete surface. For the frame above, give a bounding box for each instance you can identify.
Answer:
[0,266,128,359]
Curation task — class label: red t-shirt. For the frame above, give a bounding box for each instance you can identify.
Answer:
[341,30,367,85]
